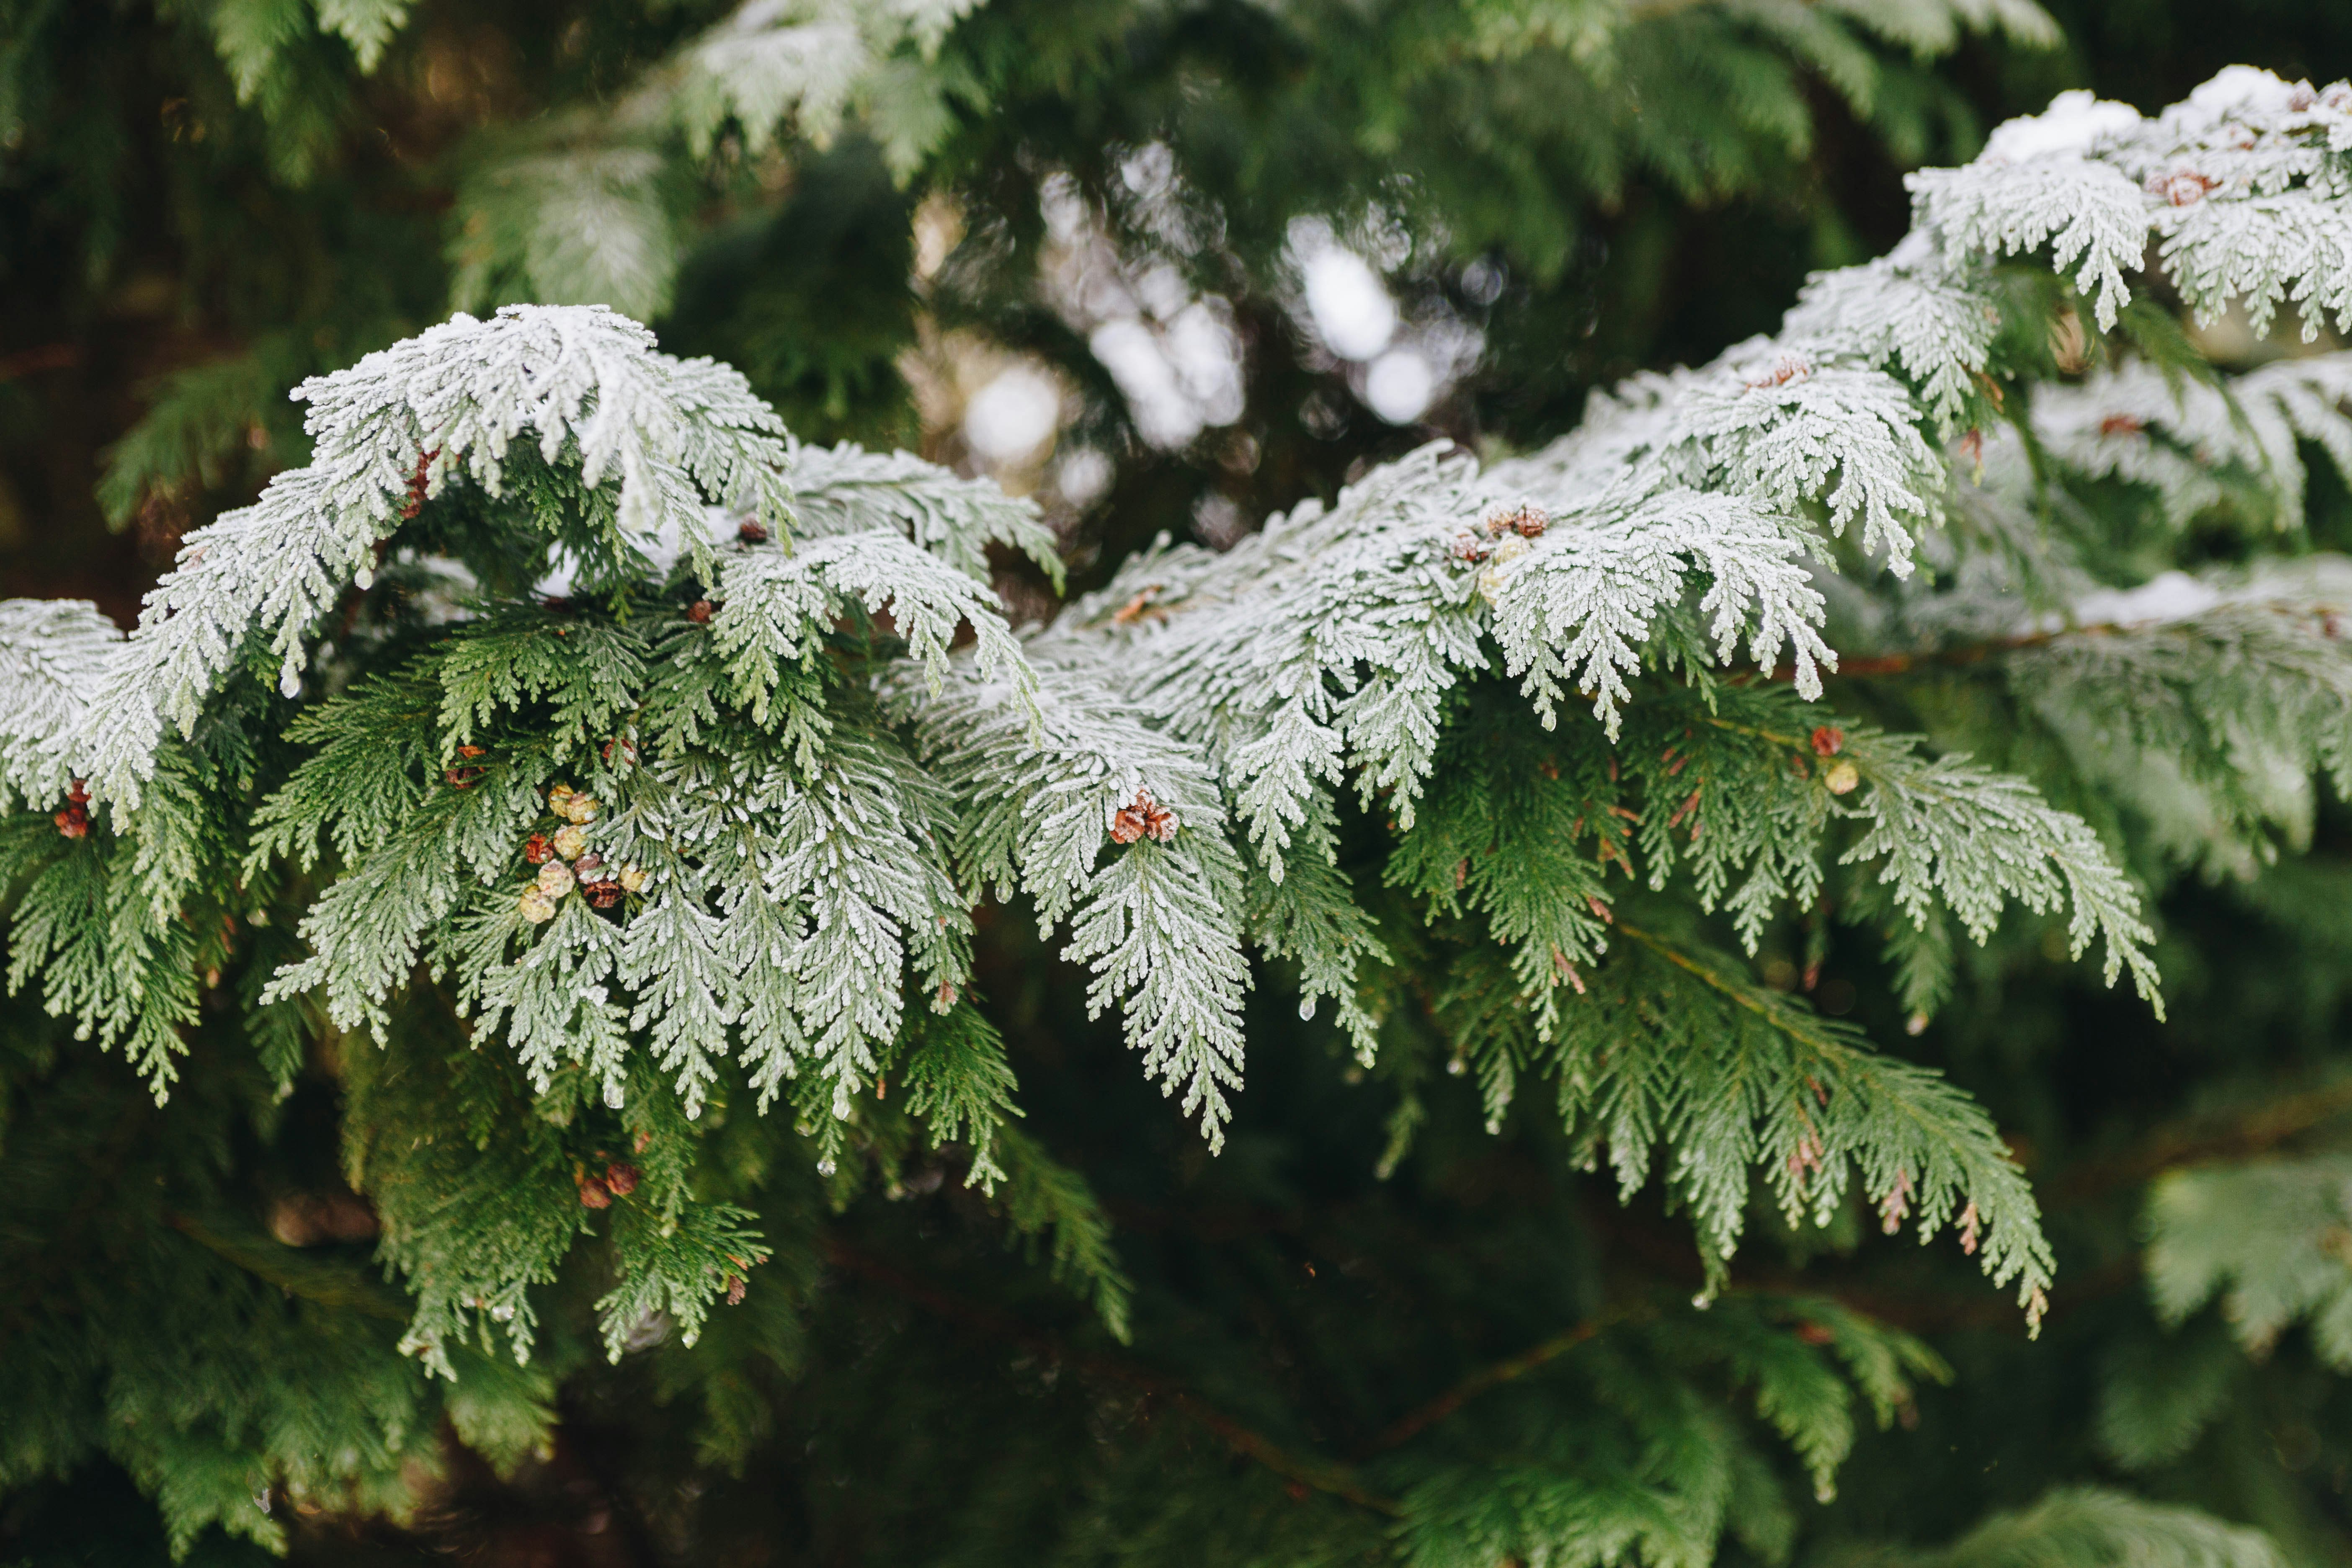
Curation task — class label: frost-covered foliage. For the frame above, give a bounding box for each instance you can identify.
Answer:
[0,601,121,811]
[8,66,2352,1565]
[2033,355,2352,531]
[83,305,791,813]
[1911,69,2352,335]
[656,0,985,161]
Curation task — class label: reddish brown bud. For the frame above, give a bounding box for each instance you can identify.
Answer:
[1745,355,1811,392]
[603,1162,640,1197]
[1109,788,1177,845]
[1809,726,1844,757]
[2148,168,2218,207]
[54,806,88,839]
[397,448,439,521]
[578,1176,612,1210]
[523,835,554,865]
[687,600,714,624]
[725,1274,747,1305]
[737,519,769,544]
[585,881,624,910]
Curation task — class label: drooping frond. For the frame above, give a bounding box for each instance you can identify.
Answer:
[1830,1488,2288,1568]
[895,650,1252,1148]
[1782,240,1999,437]
[1435,924,2054,1318]
[450,0,989,315]
[2033,354,2352,531]
[1398,1292,1950,1568]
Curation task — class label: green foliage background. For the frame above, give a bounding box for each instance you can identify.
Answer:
[7,2,2352,1565]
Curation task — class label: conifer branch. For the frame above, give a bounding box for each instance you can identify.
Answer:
[3,72,2349,1552]
[19,23,2352,1561]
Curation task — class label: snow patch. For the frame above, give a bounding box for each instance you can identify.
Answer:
[1981,89,2142,164]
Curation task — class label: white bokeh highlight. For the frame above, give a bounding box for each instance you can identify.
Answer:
[1040,168,1247,451]
[963,365,1063,464]
[1363,348,1435,423]
[1302,246,1397,361]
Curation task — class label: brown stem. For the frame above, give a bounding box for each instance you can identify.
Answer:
[1765,627,2077,682]
[1365,1305,1643,1455]
[0,343,78,383]
[823,1238,1400,1515]
[1761,600,2347,686]
[2044,1079,2352,1208]
[164,1211,410,1320]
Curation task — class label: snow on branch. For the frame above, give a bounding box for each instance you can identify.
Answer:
[80,305,791,811]
[0,601,121,811]
[783,440,1063,586]
[1911,69,2352,334]
[2034,353,2352,531]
